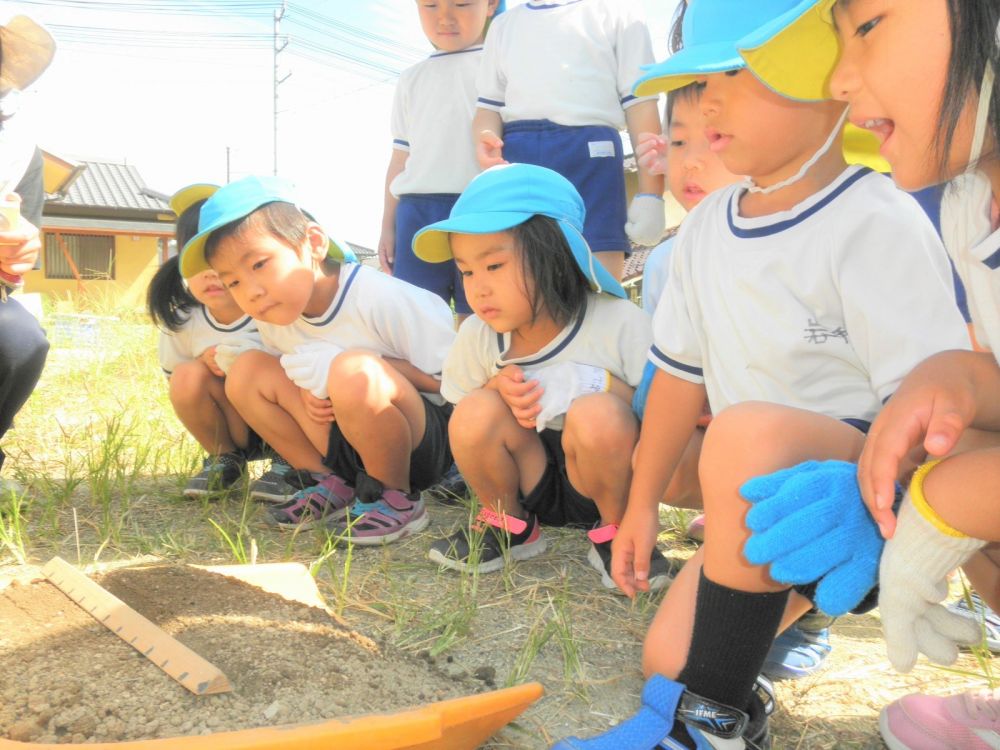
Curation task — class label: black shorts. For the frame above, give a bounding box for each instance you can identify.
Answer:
[520,428,601,528]
[239,429,271,462]
[323,397,453,492]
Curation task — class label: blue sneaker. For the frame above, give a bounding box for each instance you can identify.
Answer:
[761,624,831,681]
[552,674,773,749]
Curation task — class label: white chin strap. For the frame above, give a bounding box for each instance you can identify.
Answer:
[742,108,849,195]
[968,61,995,169]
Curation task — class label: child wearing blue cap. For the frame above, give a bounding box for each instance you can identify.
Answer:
[472,0,665,282]
[377,0,502,319]
[147,184,271,499]
[723,1,1000,746]
[179,175,457,545]
[413,163,671,588]
[554,0,972,747]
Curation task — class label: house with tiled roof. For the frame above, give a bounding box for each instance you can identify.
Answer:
[24,156,175,307]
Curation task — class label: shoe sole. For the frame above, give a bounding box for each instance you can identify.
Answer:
[428,535,547,574]
[340,509,431,546]
[183,485,241,499]
[249,488,293,504]
[878,707,912,750]
[586,546,671,595]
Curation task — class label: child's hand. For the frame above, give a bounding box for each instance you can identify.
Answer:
[879,477,985,672]
[611,505,660,598]
[625,193,666,246]
[377,228,394,274]
[493,364,542,429]
[476,129,507,170]
[634,132,669,175]
[198,346,224,377]
[524,362,610,432]
[280,341,344,398]
[741,460,885,616]
[300,388,335,424]
[858,355,977,538]
[215,336,265,375]
[0,212,41,277]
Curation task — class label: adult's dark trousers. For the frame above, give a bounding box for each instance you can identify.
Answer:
[0,297,48,471]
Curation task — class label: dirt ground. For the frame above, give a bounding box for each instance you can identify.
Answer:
[1,497,995,749]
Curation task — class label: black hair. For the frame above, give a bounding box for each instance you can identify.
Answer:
[508,215,589,328]
[147,198,210,331]
[203,201,312,264]
[938,0,1000,176]
[666,83,703,127]
[147,254,194,332]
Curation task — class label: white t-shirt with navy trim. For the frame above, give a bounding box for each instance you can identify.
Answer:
[390,46,483,197]
[443,292,651,429]
[642,235,674,315]
[257,263,456,405]
[651,166,972,422]
[158,306,260,377]
[476,0,657,129]
[959,225,1000,362]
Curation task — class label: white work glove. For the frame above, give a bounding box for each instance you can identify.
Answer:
[879,465,986,672]
[279,341,344,399]
[624,193,665,246]
[214,336,265,375]
[524,362,610,432]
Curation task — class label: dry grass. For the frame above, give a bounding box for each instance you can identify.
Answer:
[1,306,996,749]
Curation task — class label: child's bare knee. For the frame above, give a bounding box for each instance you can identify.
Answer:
[564,394,636,455]
[225,350,277,403]
[450,389,508,447]
[328,349,386,405]
[169,361,211,404]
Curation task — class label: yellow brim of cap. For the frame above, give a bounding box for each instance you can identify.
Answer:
[738,0,839,102]
[634,73,702,99]
[170,184,219,217]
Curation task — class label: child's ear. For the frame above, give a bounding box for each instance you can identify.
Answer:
[305,223,328,264]
[487,0,500,17]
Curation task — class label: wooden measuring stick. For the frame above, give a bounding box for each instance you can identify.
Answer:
[42,557,232,696]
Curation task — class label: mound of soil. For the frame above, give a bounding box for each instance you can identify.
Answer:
[0,565,485,744]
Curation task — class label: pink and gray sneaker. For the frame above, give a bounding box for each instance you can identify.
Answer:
[331,473,429,545]
[266,472,354,530]
[880,690,1000,750]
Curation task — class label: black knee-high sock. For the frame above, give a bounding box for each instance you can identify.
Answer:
[677,570,789,711]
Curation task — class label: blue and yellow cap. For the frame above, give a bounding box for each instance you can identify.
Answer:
[179,175,357,279]
[169,183,219,218]
[413,164,626,299]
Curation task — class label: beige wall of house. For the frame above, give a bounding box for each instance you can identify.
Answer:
[24,233,163,309]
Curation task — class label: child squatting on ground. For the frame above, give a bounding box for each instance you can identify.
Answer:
[555,0,972,747]
[709,1,1000,748]
[634,82,837,683]
[178,176,456,545]
[472,0,665,282]
[412,163,672,590]
[148,184,288,501]
[378,0,503,320]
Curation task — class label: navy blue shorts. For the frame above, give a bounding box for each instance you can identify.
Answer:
[394,193,471,314]
[502,119,629,254]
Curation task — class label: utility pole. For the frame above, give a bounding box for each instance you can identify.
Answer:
[225,146,231,184]
[273,0,290,176]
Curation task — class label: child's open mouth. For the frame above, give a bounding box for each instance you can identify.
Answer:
[858,117,895,146]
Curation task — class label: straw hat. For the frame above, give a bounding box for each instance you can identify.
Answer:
[1,15,56,96]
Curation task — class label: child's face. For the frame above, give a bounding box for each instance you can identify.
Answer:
[667,94,741,212]
[698,69,847,185]
[416,0,497,53]
[451,230,534,333]
[210,229,321,326]
[830,0,976,190]
[186,269,234,310]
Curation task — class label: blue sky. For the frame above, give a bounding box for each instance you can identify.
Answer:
[9,0,680,247]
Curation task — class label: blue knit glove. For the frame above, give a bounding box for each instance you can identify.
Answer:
[632,360,656,419]
[740,460,884,616]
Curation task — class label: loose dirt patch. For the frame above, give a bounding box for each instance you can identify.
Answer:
[0,565,486,744]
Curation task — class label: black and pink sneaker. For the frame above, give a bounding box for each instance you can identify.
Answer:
[330,473,429,546]
[428,508,546,574]
[587,523,674,594]
[266,472,354,530]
